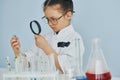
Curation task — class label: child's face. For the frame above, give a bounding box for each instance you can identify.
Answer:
[44,4,71,32]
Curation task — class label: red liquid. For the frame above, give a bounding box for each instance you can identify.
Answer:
[86,72,111,80]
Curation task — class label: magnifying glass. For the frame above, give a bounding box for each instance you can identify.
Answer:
[30,20,41,35]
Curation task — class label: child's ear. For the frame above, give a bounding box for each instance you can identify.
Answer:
[65,11,72,19]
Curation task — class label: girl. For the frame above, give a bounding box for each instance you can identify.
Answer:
[10,0,85,74]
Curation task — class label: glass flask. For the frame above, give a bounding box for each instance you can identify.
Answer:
[6,56,11,71]
[15,53,28,72]
[48,54,56,73]
[85,38,111,80]
[75,39,88,80]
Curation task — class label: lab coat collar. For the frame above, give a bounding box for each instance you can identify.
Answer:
[54,24,74,37]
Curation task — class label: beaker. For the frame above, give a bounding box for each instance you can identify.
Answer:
[74,38,87,80]
[48,54,56,73]
[29,54,39,72]
[85,38,111,80]
[15,53,28,72]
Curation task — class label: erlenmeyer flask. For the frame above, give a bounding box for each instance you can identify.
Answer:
[85,38,111,80]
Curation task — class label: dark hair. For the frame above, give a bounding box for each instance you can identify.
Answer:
[43,0,74,13]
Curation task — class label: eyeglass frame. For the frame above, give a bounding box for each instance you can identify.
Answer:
[41,10,75,25]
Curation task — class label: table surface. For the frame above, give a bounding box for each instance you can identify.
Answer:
[0,68,120,80]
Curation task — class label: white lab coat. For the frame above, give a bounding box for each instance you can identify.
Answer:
[24,24,85,74]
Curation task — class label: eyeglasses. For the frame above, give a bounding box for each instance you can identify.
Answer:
[42,14,65,25]
[42,10,75,25]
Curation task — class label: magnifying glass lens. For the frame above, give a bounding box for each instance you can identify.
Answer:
[32,23,39,33]
[30,20,41,35]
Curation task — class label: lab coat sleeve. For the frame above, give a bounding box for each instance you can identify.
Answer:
[24,33,47,58]
[24,44,45,58]
[23,44,38,57]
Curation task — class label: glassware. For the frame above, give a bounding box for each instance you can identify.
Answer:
[48,54,56,73]
[6,56,11,71]
[85,38,111,80]
[15,53,28,72]
[75,39,87,80]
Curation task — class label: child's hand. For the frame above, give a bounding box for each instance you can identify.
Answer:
[10,35,21,56]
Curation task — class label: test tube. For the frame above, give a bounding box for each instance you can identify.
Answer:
[6,56,11,71]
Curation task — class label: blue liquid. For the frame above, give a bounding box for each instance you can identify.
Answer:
[75,76,88,80]
[31,78,36,80]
